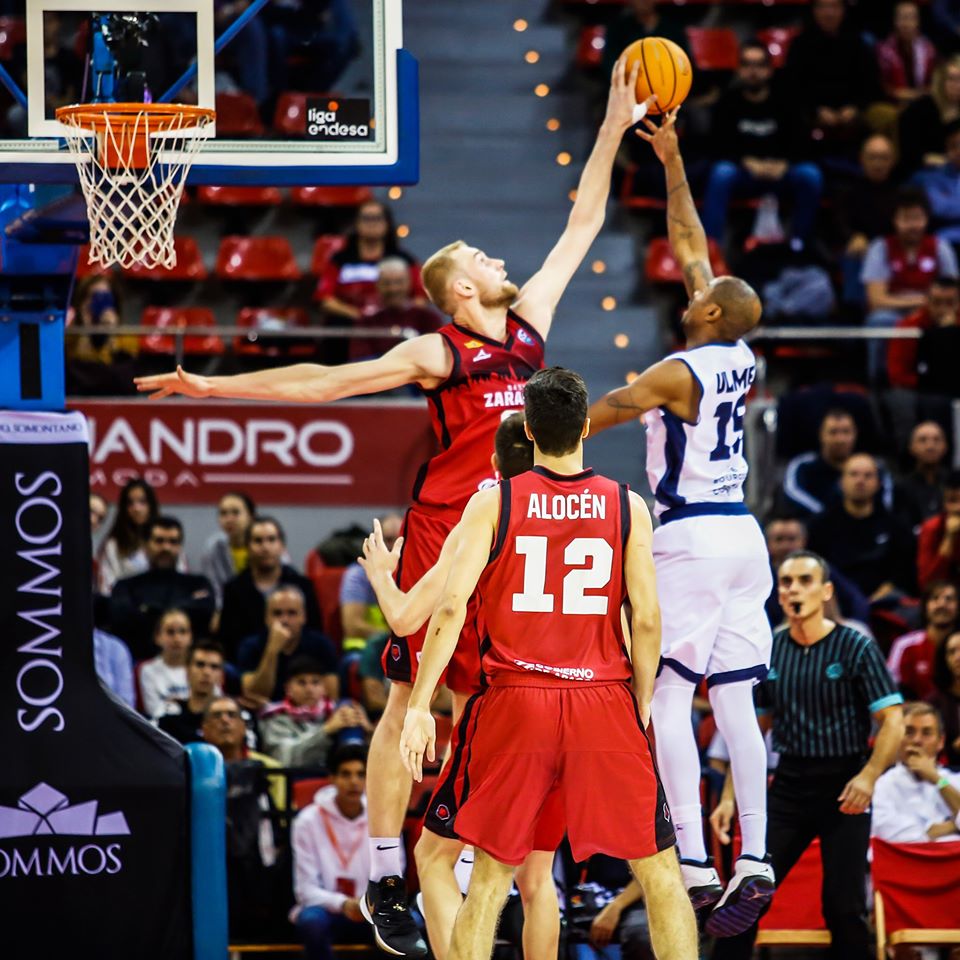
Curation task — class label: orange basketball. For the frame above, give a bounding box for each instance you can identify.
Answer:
[622,37,693,115]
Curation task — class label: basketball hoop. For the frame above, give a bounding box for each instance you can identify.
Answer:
[56,102,215,270]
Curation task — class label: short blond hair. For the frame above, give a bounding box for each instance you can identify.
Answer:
[421,240,466,314]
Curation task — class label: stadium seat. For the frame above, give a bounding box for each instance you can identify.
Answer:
[215,235,302,281]
[685,27,739,72]
[214,91,264,137]
[756,840,830,946]
[0,17,25,61]
[873,839,960,957]
[291,186,374,208]
[234,306,313,357]
[304,549,347,651]
[140,306,225,355]
[757,26,800,69]
[124,235,209,281]
[74,244,114,278]
[196,185,283,206]
[273,91,332,137]
[291,777,330,812]
[311,234,348,276]
[644,236,729,285]
[575,26,606,71]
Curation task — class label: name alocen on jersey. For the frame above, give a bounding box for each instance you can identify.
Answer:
[527,492,607,521]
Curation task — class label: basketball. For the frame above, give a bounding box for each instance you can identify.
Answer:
[622,37,693,115]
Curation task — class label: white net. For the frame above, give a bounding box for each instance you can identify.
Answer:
[57,104,215,271]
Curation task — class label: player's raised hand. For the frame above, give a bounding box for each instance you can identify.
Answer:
[134,365,213,399]
[635,107,680,165]
[605,57,657,133]
[399,706,436,782]
[358,518,403,577]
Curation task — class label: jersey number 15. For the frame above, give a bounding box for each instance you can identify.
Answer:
[512,535,613,615]
[710,394,746,462]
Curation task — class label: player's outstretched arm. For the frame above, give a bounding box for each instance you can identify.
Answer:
[399,489,499,781]
[134,333,451,402]
[515,59,654,337]
[637,109,713,297]
[359,518,462,638]
[623,492,660,725]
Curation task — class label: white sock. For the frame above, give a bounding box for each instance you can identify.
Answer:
[652,680,708,863]
[454,846,474,895]
[709,681,768,860]
[369,837,404,882]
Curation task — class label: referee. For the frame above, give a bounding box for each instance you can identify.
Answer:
[710,550,905,960]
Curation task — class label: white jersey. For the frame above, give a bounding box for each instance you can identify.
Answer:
[644,340,756,519]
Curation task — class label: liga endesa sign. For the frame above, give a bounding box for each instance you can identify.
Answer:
[67,400,436,505]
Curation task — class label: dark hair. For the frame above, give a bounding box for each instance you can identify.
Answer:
[763,513,808,533]
[921,580,958,628]
[821,407,856,427]
[104,478,159,558]
[494,413,534,479]
[148,515,184,539]
[219,490,256,516]
[933,630,960,693]
[187,639,225,666]
[246,515,286,545]
[779,549,831,582]
[202,695,239,722]
[946,470,960,492]
[338,199,401,263]
[330,743,368,773]
[153,607,191,639]
[895,185,931,217]
[524,367,589,456]
[285,655,326,681]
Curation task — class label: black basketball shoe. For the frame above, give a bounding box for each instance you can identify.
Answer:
[361,875,428,957]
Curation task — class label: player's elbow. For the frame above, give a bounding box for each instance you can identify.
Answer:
[631,608,660,642]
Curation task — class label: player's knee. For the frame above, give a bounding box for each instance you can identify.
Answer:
[414,831,460,874]
[629,848,683,892]
[514,859,553,902]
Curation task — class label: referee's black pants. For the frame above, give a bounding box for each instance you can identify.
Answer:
[711,756,871,960]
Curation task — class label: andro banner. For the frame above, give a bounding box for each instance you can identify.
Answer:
[0,410,191,960]
[68,399,436,505]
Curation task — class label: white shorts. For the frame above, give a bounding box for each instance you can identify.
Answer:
[652,512,773,687]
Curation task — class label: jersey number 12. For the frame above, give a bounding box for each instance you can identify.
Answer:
[710,394,746,462]
[512,536,613,615]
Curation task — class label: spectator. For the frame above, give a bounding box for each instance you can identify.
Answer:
[780,408,858,516]
[897,421,953,533]
[763,515,871,628]
[316,200,424,325]
[861,187,959,382]
[339,513,403,650]
[917,470,960,588]
[259,657,370,766]
[358,633,388,720]
[871,702,960,841]
[349,259,443,361]
[93,628,136,708]
[238,585,339,703]
[137,608,192,718]
[912,120,960,245]
[888,582,959,699]
[109,516,215,660]
[90,492,109,590]
[703,41,822,247]
[219,516,323,659]
[808,453,916,602]
[782,0,881,168]
[899,55,960,172]
[97,478,159,594]
[290,745,375,960]
[600,0,687,80]
[65,274,139,396]
[930,630,960,767]
[157,640,225,745]
[200,491,256,607]
[876,1,938,105]
[887,278,960,389]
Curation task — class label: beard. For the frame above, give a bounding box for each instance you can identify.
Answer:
[480,280,520,309]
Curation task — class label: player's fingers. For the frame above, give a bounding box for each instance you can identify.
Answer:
[611,56,624,85]
[393,536,404,555]
[412,750,422,783]
[634,130,654,143]
[148,387,173,401]
[427,737,436,764]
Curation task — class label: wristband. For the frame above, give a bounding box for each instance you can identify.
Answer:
[937,775,951,790]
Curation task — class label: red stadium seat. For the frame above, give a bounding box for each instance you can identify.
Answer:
[196,185,283,206]
[234,306,313,357]
[292,777,330,811]
[873,839,960,956]
[644,236,729,284]
[291,186,374,208]
[215,235,302,281]
[124,235,208,281]
[74,244,114,278]
[304,549,347,650]
[273,91,334,137]
[311,234,348,276]
[214,91,264,136]
[685,27,739,72]
[140,307,225,355]
[756,840,830,946]
[756,26,800,69]
[576,26,606,71]
[0,17,25,61]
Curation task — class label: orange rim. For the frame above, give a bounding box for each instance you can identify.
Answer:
[55,102,215,133]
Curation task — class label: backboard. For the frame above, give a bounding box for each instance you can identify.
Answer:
[0,0,417,185]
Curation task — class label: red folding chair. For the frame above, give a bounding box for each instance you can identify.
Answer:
[576,26,606,71]
[140,307,225,355]
[124,235,208,281]
[311,234,348,276]
[196,185,283,206]
[214,91,264,136]
[304,549,347,651]
[273,91,331,137]
[756,26,799,69]
[685,27,740,72]
[291,186,374,208]
[644,236,730,284]
[756,840,830,947]
[215,235,302,281]
[234,306,312,357]
[873,838,960,957]
[292,777,330,812]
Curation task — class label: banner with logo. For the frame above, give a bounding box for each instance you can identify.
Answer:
[0,411,191,960]
[69,399,435,505]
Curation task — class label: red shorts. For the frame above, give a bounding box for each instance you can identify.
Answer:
[425,681,675,866]
[382,506,482,694]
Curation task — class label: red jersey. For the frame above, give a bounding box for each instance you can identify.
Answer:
[477,466,632,686]
[413,311,544,516]
[885,234,939,295]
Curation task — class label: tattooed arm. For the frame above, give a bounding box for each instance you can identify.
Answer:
[636,109,714,297]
